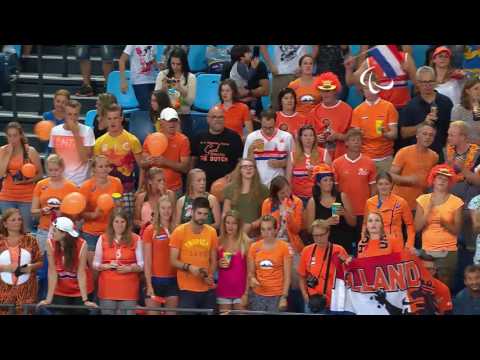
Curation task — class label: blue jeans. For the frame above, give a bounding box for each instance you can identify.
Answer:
[132,83,155,111]
[0,201,33,232]
[81,232,100,252]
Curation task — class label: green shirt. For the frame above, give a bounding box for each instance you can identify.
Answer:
[224,183,269,224]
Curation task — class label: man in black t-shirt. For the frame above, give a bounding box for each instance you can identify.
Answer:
[191,106,243,190]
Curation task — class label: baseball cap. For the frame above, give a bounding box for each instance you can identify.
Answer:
[53,217,79,238]
[160,107,179,121]
[432,46,452,59]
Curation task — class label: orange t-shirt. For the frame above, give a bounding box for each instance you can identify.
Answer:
[288,78,322,116]
[169,223,218,292]
[297,243,347,306]
[332,154,377,216]
[142,224,176,278]
[79,176,124,235]
[351,99,398,159]
[33,178,78,230]
[290,149,328,198]
[248,239,292,297]
[364,194,415,248]
[275,111,309,139]
[97,233,141,301]
[219,102,250,137]
[416,194,464,251]
[0,154,36,202]
[392,145,439,210]
[309,101,352,160]
[432,277,453,314]
[356,236,403,258]
[143,132,190,192]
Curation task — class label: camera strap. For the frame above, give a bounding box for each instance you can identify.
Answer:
[321,242,333,297]
[308,242,333,297]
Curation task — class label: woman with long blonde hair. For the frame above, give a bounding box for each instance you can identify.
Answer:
[134,167,176,233]
[217,210,251,312]
[175,168,221,229]
[143,195,178,314]
[222,158,270,236]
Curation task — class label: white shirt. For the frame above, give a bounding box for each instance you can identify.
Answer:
[243,128,294,187]
[436,79,463,106]
[273,45,308,75]
[48,123,95,186]
[123,45,157,85]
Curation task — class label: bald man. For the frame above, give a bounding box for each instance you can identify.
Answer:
[191,106,244,191]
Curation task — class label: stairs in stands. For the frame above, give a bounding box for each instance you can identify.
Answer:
[0,45,124,152]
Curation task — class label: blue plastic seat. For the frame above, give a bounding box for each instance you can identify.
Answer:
[106,70,139,110]
[84,109,97,128]
[193,73,220,112]
[188,45,208,73]
[261,73,273,110]
[346,85,364,108]
[156,45,165,62]
[128,110,154,144]
[412,45,429,67]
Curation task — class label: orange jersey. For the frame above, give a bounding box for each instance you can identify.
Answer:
[169,223,218,292]
[143,132,190,192]
[309,101,352,160]
[0,154,36,202]
[333,154,377,216]
[33,178,78,230]
[367,53,411,109]
[288,78,322,115]
[142,224,176,278]
[297,243,348,306]
[351,99,398,159]
[97,233,141,301]
[364,194,415,248]
[219,102,250,137]
[261,196,304,254]
[391,145,439,210]
[416,194,464,251]
[248,239,292,297]
[432,277,453,314]
[49,238,94,297]
[79,176,124,235]
[275,111,309,139]
[290,149,328,199]
[356,236,403,259]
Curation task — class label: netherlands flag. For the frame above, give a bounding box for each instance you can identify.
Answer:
[368,45,406,79]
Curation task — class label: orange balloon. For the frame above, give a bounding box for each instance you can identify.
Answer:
[34,120,55,141]
[60,192,87,215]
[21,163,36,178]
[97,193,115,212]
[146,132,168,156]
[210,177,227,203]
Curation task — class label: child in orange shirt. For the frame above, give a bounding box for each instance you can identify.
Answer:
[79,155,124,264]
[247,215,292,312]
[93,208,143,315]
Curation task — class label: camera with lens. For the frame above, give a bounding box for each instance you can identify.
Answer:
[306,274,319,289]
[14,264,27,277]
[199,268,208,278]
[308,294,327,313]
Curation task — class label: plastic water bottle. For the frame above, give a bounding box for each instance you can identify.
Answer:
[475,235,480,265]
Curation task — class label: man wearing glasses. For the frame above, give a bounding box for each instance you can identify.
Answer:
[398,66,453,162]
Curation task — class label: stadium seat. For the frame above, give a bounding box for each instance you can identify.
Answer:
[106,70,140,110]
[346,85,363,108]
[190,111,209,135]
[412,45,429,67]
[128,111,154,144]
[193,73,220,112]
[188,45,208,73]
[85,109,96,128]
[261,72,273,110]
[156,45,165,62]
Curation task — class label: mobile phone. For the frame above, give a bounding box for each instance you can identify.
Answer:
[253,46,260,58]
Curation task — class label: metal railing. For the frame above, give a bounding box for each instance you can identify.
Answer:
[0,303,17,315]
[22,304,215,315]
[37,45,44,115]
[62,45,69,78]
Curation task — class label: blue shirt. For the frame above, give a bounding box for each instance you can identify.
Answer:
[453,288,480,315]
[42,111,64,126]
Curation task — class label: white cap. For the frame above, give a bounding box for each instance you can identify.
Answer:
[160,107,179,121]
[53,217,79,238]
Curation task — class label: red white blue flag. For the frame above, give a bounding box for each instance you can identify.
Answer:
[368,45,406,79]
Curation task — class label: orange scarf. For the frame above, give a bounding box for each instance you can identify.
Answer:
[446,143,479,181]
